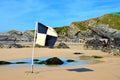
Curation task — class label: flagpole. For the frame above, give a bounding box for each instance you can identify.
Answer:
[31,22,38,73]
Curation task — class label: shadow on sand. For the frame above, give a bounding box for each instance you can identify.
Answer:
[67,68,93,72]
[25,68,93,75]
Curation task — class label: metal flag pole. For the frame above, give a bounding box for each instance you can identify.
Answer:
[31,22,38,73]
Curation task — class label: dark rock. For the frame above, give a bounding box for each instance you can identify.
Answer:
[15,62,27,64]
[84,39,103,50]
[56,43,69,48]
[35,44,48,48]
[33,59,39,62]
[74,52,84,55]
[0,61,11,65]
[34,61,45,64]
[84,37,120,56]
[8,44,23,48]
[91,55,103,58]
[45,57,64,65]
[66,59,75,62]
[0,43,4,48]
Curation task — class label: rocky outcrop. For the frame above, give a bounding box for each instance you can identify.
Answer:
[66,12,120,39]
[56,42,69,48]
[0,30,34,42]
[45,57,64,65]
[84,22,120,56]
[67,24,80,38]
[89,26,120,38]
[0,30,34,48]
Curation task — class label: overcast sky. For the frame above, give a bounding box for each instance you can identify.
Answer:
[0,0,120,32]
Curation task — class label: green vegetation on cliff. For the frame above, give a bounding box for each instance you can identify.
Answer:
[70,12,120,31]
[54,26,69,34]
[8,30,20,34]
[71,22,87,31]
[96,13,120,30]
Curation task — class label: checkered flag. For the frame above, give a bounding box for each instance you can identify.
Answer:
[36,22,58,47]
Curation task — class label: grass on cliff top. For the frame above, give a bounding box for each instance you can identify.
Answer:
[54,26,69,34]
[96,14,120,30]
[71,22,87,31]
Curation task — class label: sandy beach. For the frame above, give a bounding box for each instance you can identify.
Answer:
[0,43,120,80]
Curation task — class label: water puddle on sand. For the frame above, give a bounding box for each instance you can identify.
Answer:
[0,58,95,67]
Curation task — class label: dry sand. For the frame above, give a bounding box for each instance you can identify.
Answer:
[0,43,120,80]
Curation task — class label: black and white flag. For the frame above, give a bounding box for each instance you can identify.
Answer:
[36,22,58,47]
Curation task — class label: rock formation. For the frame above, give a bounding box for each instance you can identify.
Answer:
[45,57,64,65]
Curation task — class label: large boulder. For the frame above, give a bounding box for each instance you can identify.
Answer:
[45,57,64,65]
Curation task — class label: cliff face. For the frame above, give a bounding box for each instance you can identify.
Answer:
[0,30,34,42]
[67,24,80,38]
[70,12,120,30]
[67,12,120,38]
[54,26,69,37]
[96,14,120,30]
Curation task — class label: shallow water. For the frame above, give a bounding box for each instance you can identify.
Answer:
[0,58,95,67]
